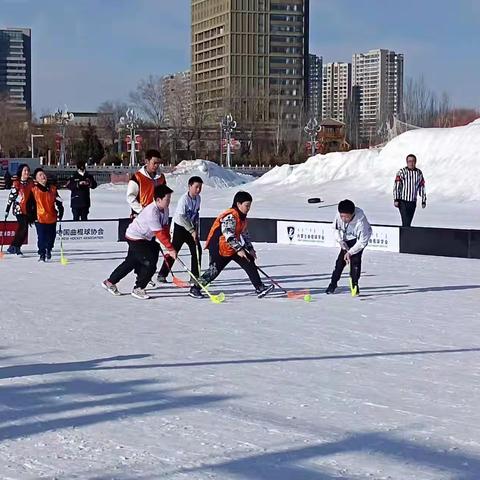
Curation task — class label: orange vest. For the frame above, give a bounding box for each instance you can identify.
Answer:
[13,179,34,215]
[205,208,247,257]
[33,185,58,224]
[134,171,166,208]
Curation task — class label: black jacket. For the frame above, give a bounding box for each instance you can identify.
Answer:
[66,171,97,209]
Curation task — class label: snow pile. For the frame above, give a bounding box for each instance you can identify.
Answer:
[256,119,480,201]
[167,159,252,190]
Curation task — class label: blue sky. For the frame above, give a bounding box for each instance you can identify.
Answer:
[1,0,479,115]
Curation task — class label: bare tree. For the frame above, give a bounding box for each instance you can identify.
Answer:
[403,76,451,128]
[130,75,166,148]
[97,100,129,147]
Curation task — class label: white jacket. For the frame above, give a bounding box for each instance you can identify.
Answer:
[333,207,372,255]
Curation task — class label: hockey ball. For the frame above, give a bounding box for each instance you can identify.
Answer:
[304,294,312,302]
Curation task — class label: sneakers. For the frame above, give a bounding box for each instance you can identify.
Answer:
[325,284,336,294]
[255,283,275,298]
[189,285,204,299]
[46,249,52,260]
[156,274,167,284]
[131,287,150,300]
[102,279,122,296]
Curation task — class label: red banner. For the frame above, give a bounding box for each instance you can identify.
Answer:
[0,221,28,246]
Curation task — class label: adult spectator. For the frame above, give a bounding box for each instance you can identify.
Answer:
[66,160,98,220]
[126,149,166,217]
[393,154,427,227]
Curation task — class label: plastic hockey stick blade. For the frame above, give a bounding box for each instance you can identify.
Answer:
[177,257,225,304]
[255,262,311,301]
[59,225,68,265]
[172,275,190,288]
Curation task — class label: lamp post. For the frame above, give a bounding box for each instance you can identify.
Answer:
[31,134,44,159]
[304,118,320,157]
[54,107,74,166]
[119,108,140,167]
[221,113,236,168]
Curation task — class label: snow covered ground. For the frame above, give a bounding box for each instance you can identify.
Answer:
[1,242,480,479]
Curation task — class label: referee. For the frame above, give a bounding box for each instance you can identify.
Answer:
[393,154,427,227]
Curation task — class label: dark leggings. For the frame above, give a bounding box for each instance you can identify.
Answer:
[11,214,29,249]
[109,239,158,289]
[158,223,202,278]
[199,247,262,289]
[398,200,417,227]
[329,239,363,287]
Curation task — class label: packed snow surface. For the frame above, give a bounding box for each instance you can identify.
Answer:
[0,242,479,479]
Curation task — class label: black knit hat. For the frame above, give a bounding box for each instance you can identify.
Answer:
[232,191,253,207]
[338,199,355,214]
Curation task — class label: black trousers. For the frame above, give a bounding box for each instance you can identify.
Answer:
[109,239,158,290]
[329,239,364,287]
[35,222,56,256]
[199,246,262,290]
[158,223,202,278]
[398,200,417,227]
[11,214,29,249]
[72,207,89,221]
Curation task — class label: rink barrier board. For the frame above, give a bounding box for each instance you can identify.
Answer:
[400,226,480,259]
[13,218,480,260]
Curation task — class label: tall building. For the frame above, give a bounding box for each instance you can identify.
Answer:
[307,53,322,119]
[191,0,310,125]
[322,62,351,123]
[163,70,192,125]
[352,48,404,143]
[0,28,31,114]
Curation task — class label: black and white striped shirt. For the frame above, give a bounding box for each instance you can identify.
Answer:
[393,167,427,203]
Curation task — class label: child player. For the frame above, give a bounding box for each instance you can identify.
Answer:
[157,176,203,283]
[102,184,177,300]
[31,168,64,262]
[189,191,274,299]
[326,199,372,296]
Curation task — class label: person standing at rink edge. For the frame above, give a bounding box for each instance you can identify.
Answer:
[66,160,97,221]
[393,154,427,227]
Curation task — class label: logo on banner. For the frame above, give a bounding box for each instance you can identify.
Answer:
[287,226,295,241]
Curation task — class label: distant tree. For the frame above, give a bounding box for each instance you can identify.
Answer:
[97,100,129,147]
[72,124,104,164]
[130,75,166,148]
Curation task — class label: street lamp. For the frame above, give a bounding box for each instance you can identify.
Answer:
[304,118,321,157]
[221,113,237,168]
[54,107,74,166]
[119,108,140,167]
[31,134,44,159]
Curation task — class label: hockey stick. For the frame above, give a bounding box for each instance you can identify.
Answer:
[58,223,68,265]
[157,244,190,288]
[254,263,311,302]
[176,256,225,304]
[0,215,6,259]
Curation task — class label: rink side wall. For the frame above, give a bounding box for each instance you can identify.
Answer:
[4,218,479,259]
